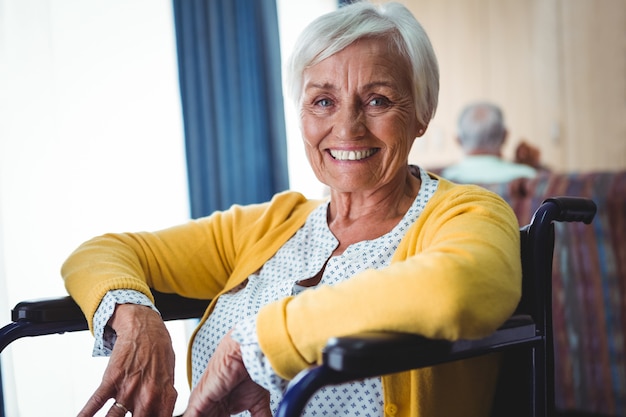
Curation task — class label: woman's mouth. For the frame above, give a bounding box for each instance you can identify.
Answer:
[329,148,378,161]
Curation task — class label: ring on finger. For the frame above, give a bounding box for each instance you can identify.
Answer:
[113,401,128,413]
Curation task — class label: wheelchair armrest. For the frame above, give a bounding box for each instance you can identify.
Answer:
[151,291,211,321]
[322,314,537,379]
[1,291,210,353]
[276,315,537,417]
[11,291,210,324]
[11,296,85,324]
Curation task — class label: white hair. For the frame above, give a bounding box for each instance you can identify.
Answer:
[457,102,507,153]
[286,1,439,128]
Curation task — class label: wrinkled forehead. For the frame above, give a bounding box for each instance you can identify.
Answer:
[302,37,412,87]
[307,31,407,70]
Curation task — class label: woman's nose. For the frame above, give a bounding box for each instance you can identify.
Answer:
[334,104,365,140]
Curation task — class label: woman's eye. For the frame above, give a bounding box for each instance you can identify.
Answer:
[315,98,332,107]
[368,97,389,107]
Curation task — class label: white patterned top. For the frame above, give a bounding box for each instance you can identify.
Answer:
[92,168,438,416]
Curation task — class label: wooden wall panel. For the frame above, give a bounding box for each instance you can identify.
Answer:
[559,0,626,171]
[485,1,546,163]
[528,0,565,170]
[404,0,484,167]
[374,0,625,172]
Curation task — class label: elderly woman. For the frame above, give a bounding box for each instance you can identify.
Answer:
[63,2,521,417]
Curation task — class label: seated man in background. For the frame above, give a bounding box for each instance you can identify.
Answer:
[441,101,538,183]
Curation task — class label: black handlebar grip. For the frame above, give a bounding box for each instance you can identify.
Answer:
[542,197,597,224]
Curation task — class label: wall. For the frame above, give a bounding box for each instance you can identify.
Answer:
[376,0,626,173]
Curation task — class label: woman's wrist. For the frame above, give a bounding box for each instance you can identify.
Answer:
[109,303,166,336]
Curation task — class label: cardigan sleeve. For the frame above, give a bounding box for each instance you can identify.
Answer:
[61,191,319,332]
[256,181,522,380]
[61,215,235,330]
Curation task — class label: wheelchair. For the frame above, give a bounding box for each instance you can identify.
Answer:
[0,197,597,417]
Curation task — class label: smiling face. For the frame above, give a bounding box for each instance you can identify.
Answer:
[299,37,421,195]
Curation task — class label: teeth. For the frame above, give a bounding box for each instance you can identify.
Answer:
[329,149,376,161]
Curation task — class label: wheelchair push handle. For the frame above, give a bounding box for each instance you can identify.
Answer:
[540,197,597,225]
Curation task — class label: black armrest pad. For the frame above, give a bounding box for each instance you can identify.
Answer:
[152,291,211,321]
[11,296,83,323]
[11,291,210,324]
[322,314,537,379]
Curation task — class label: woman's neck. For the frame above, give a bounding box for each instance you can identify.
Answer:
[326,170,421,254]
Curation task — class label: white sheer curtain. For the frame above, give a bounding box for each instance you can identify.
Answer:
[0,0,190,415]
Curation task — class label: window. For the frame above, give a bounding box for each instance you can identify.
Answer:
[0,1,189,415]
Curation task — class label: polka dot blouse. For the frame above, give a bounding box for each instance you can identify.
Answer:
[92,168,438,416]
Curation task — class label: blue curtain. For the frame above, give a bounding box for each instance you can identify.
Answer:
[172,0,289,218]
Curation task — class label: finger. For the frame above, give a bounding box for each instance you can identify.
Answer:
[77,385,117,417]
[132,384,178,417]
[227,380,271,416]
[182,400,226,417]
[248,396,272,417]
[104,400,130,417]
[250,406,273,417]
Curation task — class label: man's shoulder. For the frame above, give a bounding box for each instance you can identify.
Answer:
[440,155,536,183]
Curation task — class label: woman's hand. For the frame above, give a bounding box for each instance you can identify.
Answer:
[183,331,271,417]
[78,304,178,417]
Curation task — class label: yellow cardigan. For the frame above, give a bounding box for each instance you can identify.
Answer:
[62,175,521,417]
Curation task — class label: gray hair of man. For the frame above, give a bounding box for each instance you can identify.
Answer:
[456,102,507,154]
[286,1,440,129]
